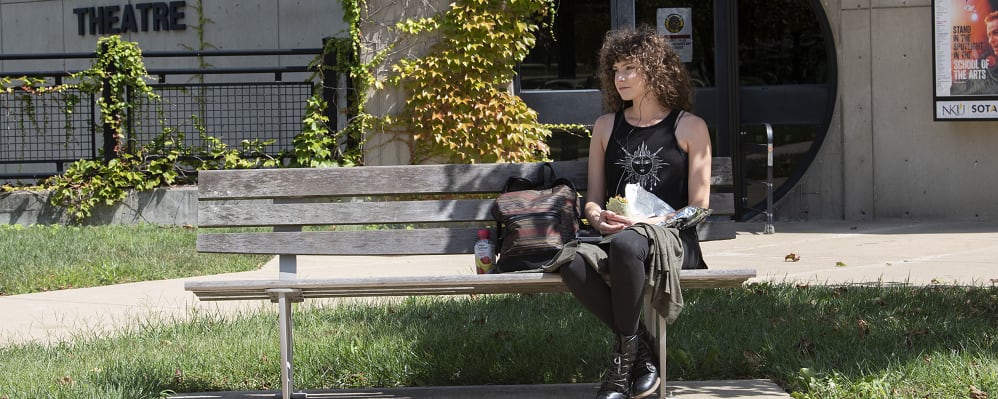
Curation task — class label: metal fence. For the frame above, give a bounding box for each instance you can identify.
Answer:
[0,48,332,180]
[1,88,96,173]
[133,81,314,156]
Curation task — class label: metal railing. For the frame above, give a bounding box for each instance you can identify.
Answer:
[0,47,346,181]
[740,123,775,234]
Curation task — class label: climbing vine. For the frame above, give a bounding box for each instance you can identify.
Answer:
[72,35,157,155]
[333,0,556,164]
[43,36,278,222]
[291,37,365,168]
[384,0,554,163]
[41,37,168,221]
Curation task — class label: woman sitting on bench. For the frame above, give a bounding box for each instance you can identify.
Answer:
[559,25,712,399]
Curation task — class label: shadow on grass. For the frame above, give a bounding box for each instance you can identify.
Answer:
[287,284,997,396]
[3,284,996,398]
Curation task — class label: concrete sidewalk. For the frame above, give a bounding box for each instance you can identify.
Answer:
[166,380,791,399]
[705,220,998,286]
[2,220,996,398]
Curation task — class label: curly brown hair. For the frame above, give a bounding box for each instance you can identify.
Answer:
[597,25,694,113]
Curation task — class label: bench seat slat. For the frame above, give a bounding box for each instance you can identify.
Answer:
[185,269,756,301]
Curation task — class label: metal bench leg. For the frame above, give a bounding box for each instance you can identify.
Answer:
[658,313,669,398]
[644,291,670,398]
[272,290,306,399]
[279,292,294,399]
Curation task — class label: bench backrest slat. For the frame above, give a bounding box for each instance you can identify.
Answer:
[197,158,731,201]
[197,228,484,255]
[198,199,495,227]
[198,160,589,200]
[198,193,735,228]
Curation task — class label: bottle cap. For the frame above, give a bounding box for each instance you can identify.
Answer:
[477,229,490,239]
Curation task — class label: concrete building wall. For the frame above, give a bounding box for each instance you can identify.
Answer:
[0,0,346,71]
[4,0,997,222]
[775,0,998,222]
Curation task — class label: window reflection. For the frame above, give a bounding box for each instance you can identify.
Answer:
[738,0,830,86]
[519,0,608,90]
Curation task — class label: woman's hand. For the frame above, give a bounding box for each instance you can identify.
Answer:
[596,210,678,234]
[595,210,632,234]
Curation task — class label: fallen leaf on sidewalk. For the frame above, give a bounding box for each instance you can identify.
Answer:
[785,253,800,262]
[835,261,847,267]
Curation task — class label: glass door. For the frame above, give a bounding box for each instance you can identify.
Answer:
[519,0,836,220]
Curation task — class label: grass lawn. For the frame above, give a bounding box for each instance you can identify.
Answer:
[0,224,995,398]
[0,224,268,296]
[1,285,996,399]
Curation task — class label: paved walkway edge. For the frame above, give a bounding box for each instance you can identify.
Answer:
[168,379,789,398]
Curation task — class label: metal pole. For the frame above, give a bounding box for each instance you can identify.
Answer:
[764,124,775,234]
[715,0,742,218]
[277,291,294,399]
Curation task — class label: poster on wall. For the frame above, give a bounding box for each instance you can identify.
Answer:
[657,8,692,63]
[933,0,998,120]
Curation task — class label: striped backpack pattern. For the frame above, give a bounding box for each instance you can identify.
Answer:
[491,165,580,273]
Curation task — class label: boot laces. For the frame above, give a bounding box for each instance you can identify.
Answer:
[599,353,629,392]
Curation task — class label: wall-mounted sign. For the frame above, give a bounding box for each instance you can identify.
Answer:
[73,1,186,36]
[657,8,692,63]
[933,0,998,120]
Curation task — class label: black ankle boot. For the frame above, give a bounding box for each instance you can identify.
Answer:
[630,324,661,399]
[595,334,640,399]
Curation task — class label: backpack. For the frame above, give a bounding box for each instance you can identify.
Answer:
[490,164,580,273]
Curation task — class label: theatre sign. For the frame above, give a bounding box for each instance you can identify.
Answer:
[72,1,187,36]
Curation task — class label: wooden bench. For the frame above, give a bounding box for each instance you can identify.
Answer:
[185,158,755,399]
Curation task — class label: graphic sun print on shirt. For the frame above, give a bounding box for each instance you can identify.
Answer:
[614,141,668,190]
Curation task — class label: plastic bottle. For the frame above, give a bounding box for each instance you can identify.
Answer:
[474,229,496,274]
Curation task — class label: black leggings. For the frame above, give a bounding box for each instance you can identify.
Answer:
[559,229,649,336]
[560,228,705,335]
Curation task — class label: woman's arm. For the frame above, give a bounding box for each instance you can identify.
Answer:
[676,113,712,209]
[585,113,627,234]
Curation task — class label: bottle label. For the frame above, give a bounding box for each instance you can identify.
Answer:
[474,240,495,274]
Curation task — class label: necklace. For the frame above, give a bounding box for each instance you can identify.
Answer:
[613,109,671,150]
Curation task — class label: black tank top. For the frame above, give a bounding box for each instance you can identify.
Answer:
[604,109,689,210]
[603,108,707,269]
